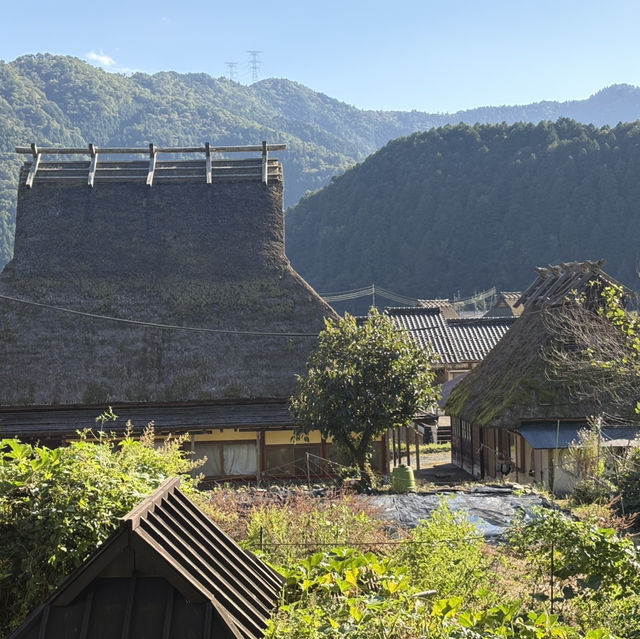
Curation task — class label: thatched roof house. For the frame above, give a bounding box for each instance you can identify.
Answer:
[0,145,340,479]
[7,478,284,639]
[445,260,637,490]
[483,291,523,318]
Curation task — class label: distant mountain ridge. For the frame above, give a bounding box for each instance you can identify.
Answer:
[285,119,640,308]
[1,53,640,270]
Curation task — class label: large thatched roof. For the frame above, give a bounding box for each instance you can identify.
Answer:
[445,261,625,428]
[0,155,335,406]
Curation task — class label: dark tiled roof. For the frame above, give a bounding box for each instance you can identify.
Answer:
[0,400,295,439]
[385,307,515,366]
[9,478,284,639]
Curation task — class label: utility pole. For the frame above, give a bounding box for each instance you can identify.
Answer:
[225,62,238,81]
[247,50,261,82]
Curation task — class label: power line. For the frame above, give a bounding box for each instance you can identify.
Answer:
[0,293,318,338]
[321,284,419,306]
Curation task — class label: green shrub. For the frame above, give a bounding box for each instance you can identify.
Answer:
[392,499,490,602]
[243,492,392,564]
[508,507,640,606]
[571,477,615,506]
[0,424,200,634]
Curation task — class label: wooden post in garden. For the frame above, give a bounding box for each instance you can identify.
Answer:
[405,426,411,466]
[391,428,397,467]
[415,428,421,470]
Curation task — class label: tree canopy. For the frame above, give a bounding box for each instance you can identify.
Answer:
[1,55,640,274]
[290,310,439,488]
[287,119,640,312]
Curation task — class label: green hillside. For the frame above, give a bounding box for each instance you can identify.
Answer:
[0,54,446,269]
[1,53,640,272]
[286,119,640,301]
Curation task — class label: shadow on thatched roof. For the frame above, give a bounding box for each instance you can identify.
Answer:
[444,261,625,428]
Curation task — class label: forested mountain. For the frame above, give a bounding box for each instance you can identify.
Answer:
[1,53,640,271]
[286,119,640,302]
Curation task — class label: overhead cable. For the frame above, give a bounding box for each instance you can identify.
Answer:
[0,293,318,338]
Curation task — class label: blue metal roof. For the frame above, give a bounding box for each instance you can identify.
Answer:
[518,421,640,449]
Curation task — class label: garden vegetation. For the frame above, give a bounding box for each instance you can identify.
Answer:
[2,418,639,638]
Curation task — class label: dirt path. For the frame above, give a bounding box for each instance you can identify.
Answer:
[391,451,474,486]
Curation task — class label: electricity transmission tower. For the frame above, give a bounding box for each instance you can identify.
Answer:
[247,50,261,82]
[225,62,238,81]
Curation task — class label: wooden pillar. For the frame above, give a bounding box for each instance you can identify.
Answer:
[260,430,267,477]
[391,428,397,467]
[261,140,268,184]
[255,432,261,482]
[405,426,411,467]
[414,428,421,470]
[321,438,328,477]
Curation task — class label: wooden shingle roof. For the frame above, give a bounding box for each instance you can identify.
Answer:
[8,478,284,639]
[385,307,515,366]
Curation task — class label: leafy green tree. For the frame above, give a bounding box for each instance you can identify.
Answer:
[544,284,640,414]
[290,309,439,489]
[0,418,200,635]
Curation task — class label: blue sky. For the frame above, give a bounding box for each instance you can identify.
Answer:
[2,0,640,113]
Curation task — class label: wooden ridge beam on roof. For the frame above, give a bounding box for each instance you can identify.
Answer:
[146,143,157,187]
[87,143,98,187]
[16,143,287,155]
[25,143,40,188]
[18,142,286,188]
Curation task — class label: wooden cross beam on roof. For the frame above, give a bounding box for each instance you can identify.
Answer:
[16,142,287,188]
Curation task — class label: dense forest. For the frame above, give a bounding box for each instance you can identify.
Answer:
[286,119,640,302]
[1,54,640,270]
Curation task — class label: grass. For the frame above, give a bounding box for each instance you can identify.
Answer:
[419,441,451,455]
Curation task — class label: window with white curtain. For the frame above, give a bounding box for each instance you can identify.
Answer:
[194,441,257,477]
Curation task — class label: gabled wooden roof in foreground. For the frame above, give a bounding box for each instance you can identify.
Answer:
[8,478,284,639]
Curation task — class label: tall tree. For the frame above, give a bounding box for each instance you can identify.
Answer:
[290,309,439,489]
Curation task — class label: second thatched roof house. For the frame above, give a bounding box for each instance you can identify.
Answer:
[445,260,638,493]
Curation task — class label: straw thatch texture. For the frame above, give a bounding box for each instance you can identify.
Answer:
[445,262,621,429]
[0,164,335,406]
